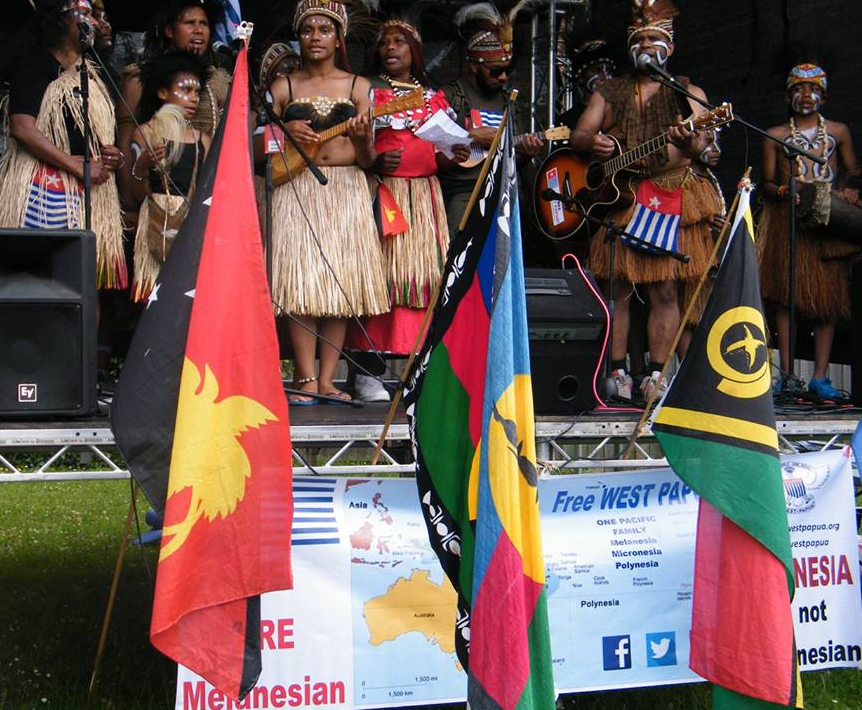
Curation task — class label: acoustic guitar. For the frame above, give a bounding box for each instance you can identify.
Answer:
[270,88,425,185]
[532,102,733,239]
[458,126,572,168]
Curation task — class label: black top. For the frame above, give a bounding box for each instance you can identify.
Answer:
[9,46,87,156]
[281,74,358,133]
[149,139,204,196]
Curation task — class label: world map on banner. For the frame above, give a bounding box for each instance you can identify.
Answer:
[345,479,465,706]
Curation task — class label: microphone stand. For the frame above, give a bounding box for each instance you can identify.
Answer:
[543,188,689,401]
[77,25,93,230]
[644,66,826,390]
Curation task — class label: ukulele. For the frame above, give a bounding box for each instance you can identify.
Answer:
[270,88,425,185]
[532,102,733,239]
[458,126,572,168]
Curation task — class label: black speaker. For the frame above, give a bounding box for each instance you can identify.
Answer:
[0,229,97,417]
[525,268,607,414]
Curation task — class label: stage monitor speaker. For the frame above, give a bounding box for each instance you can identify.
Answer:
[525,268,606,414]
[0,229,97,418]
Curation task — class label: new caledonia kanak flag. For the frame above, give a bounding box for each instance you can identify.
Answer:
[652,182,802,709]
[111,44,293,701]
[404,106,555,709]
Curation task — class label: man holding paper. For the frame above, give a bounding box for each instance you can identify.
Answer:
[438,2,543,237]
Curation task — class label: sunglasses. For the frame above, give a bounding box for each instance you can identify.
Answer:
[487,64,513,78]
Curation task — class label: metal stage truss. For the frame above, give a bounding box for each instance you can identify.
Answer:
[0,412,858,483]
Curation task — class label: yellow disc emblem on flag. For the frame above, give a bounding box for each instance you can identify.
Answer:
[706,306,770,399]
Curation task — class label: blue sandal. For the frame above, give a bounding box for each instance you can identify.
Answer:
[288,376,318,406]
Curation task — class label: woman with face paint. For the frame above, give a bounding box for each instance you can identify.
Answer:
[569,0,723,403]
[266,0,388,405]
[128,51,211,303]
[0,0,126,288]
[116,1,228,227]
[339,18,470,402]
[758,63,859,401]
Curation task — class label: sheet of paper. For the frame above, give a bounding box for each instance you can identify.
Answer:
[414,110,470,159]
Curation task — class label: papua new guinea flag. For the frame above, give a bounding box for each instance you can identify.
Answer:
[404,109,555,710]
[652,183,802,709]
[111,45,293,701]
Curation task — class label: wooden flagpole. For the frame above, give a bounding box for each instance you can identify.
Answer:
[369,91,519,466]
[621,167,752,460]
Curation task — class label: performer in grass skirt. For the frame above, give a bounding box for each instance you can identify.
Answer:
[267,0,388,405]
[344,17,470,402]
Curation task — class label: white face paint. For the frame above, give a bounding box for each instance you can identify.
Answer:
[791,88,822,116]
[629,38,670,69]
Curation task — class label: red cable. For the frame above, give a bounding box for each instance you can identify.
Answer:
[560,253,642,413]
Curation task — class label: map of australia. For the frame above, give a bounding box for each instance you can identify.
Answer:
[363,570,457,653]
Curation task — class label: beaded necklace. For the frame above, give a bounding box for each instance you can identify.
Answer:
[379,73,433,132]
[788,114,834,183]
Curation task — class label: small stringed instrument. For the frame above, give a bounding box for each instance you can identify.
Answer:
[270,88,425,185]
[532,102,734,239]
[458,126,572,168]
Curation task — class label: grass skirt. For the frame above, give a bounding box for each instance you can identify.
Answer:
[270,166,389,317]
[758,200,851,322]
[378,175,449,308]
[345,175,448,354]
[588,169,720,287]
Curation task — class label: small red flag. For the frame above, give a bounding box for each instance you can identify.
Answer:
[376,182,410,237]
[149,45,293,701]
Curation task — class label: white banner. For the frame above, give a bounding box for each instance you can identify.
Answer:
[176,450,861,709]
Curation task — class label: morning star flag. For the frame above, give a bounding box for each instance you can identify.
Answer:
[404,110,554,710]
[622,180,682,254]
[652,183,802,709]
[111,46,293,701]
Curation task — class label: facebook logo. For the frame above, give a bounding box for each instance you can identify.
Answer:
[602,634,632,670]
[646,631,677,667]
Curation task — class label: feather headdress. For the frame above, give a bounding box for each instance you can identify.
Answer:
[627,0,678,44]
[454,0,538,63]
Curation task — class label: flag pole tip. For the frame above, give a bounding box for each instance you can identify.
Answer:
[237,21,254,42]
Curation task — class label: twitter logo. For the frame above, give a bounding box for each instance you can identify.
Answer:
[645,631,677,667]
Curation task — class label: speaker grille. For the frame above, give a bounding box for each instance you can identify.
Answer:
[0,303,84,412]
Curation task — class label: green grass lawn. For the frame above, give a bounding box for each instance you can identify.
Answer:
[0,480,858,710]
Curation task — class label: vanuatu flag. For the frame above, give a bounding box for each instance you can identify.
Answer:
[404,108,555,710]
[652,183,801,709]
[111,45,293,701]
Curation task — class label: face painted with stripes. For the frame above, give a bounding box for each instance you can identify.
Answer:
[790,83,823,116]
[629,30,673,71]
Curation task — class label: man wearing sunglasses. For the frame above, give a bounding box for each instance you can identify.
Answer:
[438,9,542,238]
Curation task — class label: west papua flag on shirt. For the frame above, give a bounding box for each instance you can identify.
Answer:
[623,179,682,254]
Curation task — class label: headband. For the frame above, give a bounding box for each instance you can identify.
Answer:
[787,63,828,95]
[293,0,348,35]
[378,19,421,44]
[626,0,677,44]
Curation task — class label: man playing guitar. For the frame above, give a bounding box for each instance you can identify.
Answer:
[568,0,722,402]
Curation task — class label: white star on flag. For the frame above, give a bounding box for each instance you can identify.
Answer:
[146,282,161,309]
[649,196,662,209]
[44,173,61,188]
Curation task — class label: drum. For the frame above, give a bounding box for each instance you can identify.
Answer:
[796,181,862,259]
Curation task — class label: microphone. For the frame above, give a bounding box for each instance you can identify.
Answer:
[636,54,677,85]
[212,40,241,58]
[77,20,93,40]
[541,188,563,203]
